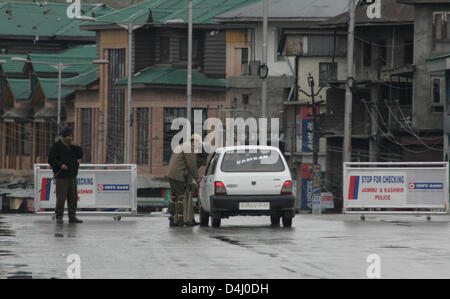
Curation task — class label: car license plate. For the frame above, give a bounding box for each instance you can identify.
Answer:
[239,202,270,210]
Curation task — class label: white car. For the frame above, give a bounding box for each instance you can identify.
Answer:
[199,145,295,228]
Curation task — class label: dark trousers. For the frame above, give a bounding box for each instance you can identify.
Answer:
[55,177,78,219]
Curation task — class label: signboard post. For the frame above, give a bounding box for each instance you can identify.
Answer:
[343,162,449,215]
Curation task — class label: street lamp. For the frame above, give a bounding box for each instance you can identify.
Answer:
[77,15,143,164]
[11,57,108,137]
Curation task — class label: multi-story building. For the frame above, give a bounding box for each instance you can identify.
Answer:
[236,0,350,211]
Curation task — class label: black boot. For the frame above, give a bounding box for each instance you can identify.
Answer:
[56,217,64,224]
[69,217,84,224]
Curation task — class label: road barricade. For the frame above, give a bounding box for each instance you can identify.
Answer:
[34,164,137,215]
[343,162,449,214]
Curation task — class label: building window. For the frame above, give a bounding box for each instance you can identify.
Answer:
[159,37,170,63]
[81,108,92,163]
[433,12,450,41]
[404,39,414,65]
[431,77,444,105]
[241,48,249,66]
[307,35,347,57]
[319,62,337,87]
[378,40,387,66]
[163,108,207,165]
[136,108,149,165]
[363,42,372,66]
[179,38,198,61]
[106,48,126,164]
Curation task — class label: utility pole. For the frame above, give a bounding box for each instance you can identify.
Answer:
[369,85,379,162]
[261,0,268,118]
[126,22,133,164]
[308,75,319,166]
[187,0,193,125]
[343,0,356,163]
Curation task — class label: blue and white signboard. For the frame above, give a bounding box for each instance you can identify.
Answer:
[343,162,449,214]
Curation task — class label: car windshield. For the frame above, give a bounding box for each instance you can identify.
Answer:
[221,150,285,173]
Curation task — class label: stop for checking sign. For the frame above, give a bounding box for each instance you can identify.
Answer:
[343,162,449,214]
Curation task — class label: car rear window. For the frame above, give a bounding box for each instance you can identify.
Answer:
[221,150,285,173]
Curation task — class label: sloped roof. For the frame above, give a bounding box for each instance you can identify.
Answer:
[62,68,98,89]
[0,45,97,75]
[7,78,31,100]
[0,1,115,38]
[0,54,26,74]
[81,0,261,27]
[216,0,349,20]
[323,0,414,27]
[28,44,97,74]
[115,67,226,88]
[38,77,74,99]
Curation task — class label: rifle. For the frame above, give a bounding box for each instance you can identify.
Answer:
[38,169,63,193]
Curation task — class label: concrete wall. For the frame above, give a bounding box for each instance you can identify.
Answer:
[251,22,297,77]
[297,56,347,103]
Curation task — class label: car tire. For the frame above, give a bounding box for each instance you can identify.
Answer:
[282,215,293,227]
[212,217,221,228]
[270,215,281,226]
[200,207,210,227]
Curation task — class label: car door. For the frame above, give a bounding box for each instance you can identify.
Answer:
[200,153,218,212]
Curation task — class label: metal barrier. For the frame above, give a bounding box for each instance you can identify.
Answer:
[343,162,449,215]
[34,164,137,215]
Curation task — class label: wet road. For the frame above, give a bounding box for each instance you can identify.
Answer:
[1,213,450,279]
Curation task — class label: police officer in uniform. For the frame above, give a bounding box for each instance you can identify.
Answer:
[48,127,84,224]
[167,134,203,227]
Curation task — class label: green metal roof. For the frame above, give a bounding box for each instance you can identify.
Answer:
[0,45,97,75]
[115,67,226,88]
[7,78,31,100]
[28,44,97,74]
[0,1,115,38]
[62,68,98,88]
[0,54,26,74]
[38,77,74,99]
[82,0,261,26]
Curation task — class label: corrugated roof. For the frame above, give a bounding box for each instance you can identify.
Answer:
[81,0,261,26]
[38,78,74,99]
[0,55,26,74]
[62,68,98,89]
[0,1,115,38]
[115,67,226,88]
[323,0,414,26]
[216,0,349,20]
[7,78,31,100]
[0,45,97,75]
[28,44,97,74]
